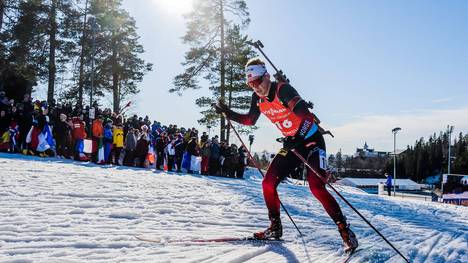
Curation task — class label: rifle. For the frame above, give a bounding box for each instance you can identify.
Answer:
[247,40,333,137]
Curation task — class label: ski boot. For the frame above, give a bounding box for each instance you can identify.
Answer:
[337,220,359,253]
[254,215,282,240]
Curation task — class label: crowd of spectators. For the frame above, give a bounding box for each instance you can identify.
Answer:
[0,91,248,178]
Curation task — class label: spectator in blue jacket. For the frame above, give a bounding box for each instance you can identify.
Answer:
[103,120,113,164]
[385,173,393,196]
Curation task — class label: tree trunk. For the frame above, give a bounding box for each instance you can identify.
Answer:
[77,0,88,108]
[226,62,233,145]
[111,32,120,113]
[0,0,5,32]
[219,0,226,142]
[0,0,4,91]
[47,0,57,104]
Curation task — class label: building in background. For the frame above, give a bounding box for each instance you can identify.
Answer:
[354,142,389,158]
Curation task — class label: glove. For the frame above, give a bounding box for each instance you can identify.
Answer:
[282,136,300,150]
[213,100,229,115]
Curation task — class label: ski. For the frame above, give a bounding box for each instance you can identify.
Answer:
[341,247,364,263]
[135,235,284,244]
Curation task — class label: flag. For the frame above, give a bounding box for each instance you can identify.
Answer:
[146,144,155,165]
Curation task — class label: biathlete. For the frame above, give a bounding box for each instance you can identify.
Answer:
[215,57,358,252]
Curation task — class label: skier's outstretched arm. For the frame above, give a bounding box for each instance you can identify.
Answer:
[214,95,261,126]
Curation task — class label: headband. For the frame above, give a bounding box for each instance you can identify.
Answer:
[245,64,267,83]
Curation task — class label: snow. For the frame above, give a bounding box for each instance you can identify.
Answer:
[0,153,467,263]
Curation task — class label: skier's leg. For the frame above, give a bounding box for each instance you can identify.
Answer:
[255,150,296,239]
[306,154,344,223]
[262,152,293,217]
[305,144,358,252]
[262,168,282,218]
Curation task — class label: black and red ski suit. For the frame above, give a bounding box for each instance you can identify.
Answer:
[224,82,345,224]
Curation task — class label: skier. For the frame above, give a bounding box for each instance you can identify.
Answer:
[214,58,358,252]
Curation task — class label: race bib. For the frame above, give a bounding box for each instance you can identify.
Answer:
[319,149,327,170]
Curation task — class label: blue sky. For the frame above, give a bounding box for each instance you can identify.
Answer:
[110,0,468,155]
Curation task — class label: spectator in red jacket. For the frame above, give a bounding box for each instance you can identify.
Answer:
[71,115,88,161]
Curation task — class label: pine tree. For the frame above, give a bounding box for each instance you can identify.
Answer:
[75,0,89,107]
[91,0,152,112]
[172,0,250,142]
[62,0,99,106]
[1,0,83,102]
[45,0,83,104]
[0,0,18,38]
[390,130,468,182]
[0,0,20,92]
[3,0,47,90]
[0,0,9,32]
[195,24,257,143]
[453,133,468,174]
[63,0,152,111]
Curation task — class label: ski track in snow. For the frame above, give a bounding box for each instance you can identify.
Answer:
[0,153,466,263]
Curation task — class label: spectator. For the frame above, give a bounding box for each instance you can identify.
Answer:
[138,116,144,128]
[113,123,124,165]
[53,113,71,158]
[0,110,8,136]
[174,133,185,172]
[134,129,150,167]
[200,139,211,175]
[143,115,151,127]
[0,110,9,151]
[220,141,229,176]
[25,119,40,155]
[155,132,165,170]
[71,115,88,161]
[19,94,33,153]
[131,115,139,129]
[0,93,250,178]
[225,144,239,178]
[8,109,20,153]
[165,136,176,171]
[209,137,221,175]
[103,120,113,164]
[200,131,209,145]
[92,115,104,163]
[183,136,199,173]
[121,128,137,166]
[385,173,393,196]
[236,146,247,179]
[0,91,7,111]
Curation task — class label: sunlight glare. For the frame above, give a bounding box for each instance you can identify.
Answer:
[152,0,194,16]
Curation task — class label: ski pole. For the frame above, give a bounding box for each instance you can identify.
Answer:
[224,115,304,237]
[289,149,410,263]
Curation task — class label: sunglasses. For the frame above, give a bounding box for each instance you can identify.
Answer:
[248,72,266,87]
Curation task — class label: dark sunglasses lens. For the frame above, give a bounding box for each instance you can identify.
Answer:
[249,77,262,86]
